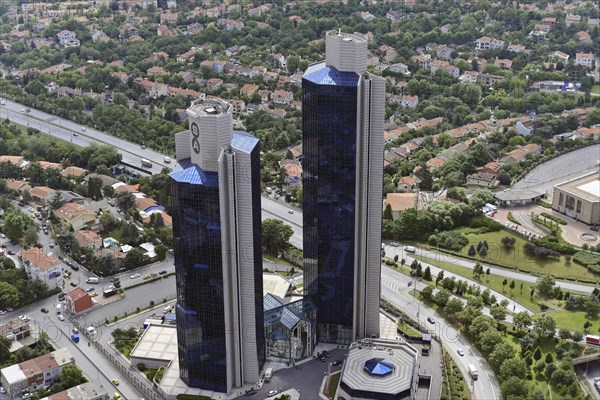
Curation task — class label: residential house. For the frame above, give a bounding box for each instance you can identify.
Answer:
[272,90,294,105]
[257,90,271,103]
[466,172,497,187]
[20,248,63,290]
[430,60,460,78]
[56,30,79,47]
[565,14,581,26]
[588,18,600,27]
[411,54,431,70]
[494,58,513,70]
[206,78,223,90]
[278,159,302,179]
[157,25,174,37]
[141,210,172,227]
[399,95,419,108]
[426,157,445,170]
[90,29,109,43]
[383,193,417,218]
[477,73,505,87]
[65,288,93,315]
[6,180,31,194]
[61,166,87,178]
[386,62,411,76]
[0,319,31,342]
[54,203,96,231]
[0,349,74,399]
[459,71,479,84]
[500,144,540,164]
[218,18,244,31]
[147,66,167,76]
[407,117,444,130]
[111,72,129,84]
[575,52,594,69]
[30,186,55,203]
[45,82,60,94]
[288,145,303,162]
[507,43,525,53]
[475,37,505,51]
[74,230,102,249]
[134,78,168,98]
[177,48,198,63]
[268,109,287,119]
[576,31,592,44]
[576,126,600,140]
[360,11,376,21]
[230,99,246,114]
[426,43,453,60]
[397,176,417,192]
[549,51,570,62]
[440,24,452,33]
[379,45,397,62]
[476,161,502,176]
[386,10,405,21]
[542,17,557,27]
[160,12,178,24]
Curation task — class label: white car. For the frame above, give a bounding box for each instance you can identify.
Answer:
[18,315,29,322]
[457,349,464,356]
[57,315,65,321]
[164,157,171,163]
[130,273,141,279]
[0,386,6,393]
[267,390,278,397]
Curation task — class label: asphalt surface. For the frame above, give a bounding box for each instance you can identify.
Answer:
[511,144,600,196]
[0,99,171,174]
[382,287,499,400]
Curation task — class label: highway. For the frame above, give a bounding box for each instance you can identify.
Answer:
[0,99,172,174]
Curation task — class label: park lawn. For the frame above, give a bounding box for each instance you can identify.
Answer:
[540,309,600,333]
[453,230,598,283]
[414,254,540,312]
[592,85,600,95]
[397,320,421,337]
[325,372,341,399]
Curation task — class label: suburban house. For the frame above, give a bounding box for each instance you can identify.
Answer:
[278,159,302,178]
[507,43,525,53]
[466,172,497,187]
[74,230,103,249]
[476,161,502,176]
[426,157,446,170]
[475,37,505,51]
[397,176,417,193]
[575,52,594,69]
[19,248,63,290]
[29,186,55,203]
[549,51,570,62]
[61,166,88,178]
[54,203,97,231]
[0,348,74,399]
[6,180,31,194]
[0,319,31,342]
[386,62,411,76]
[272,90,294,105]
[289,144,303,162]
[565,14,581,26]
[56,30,79,47]
[383,193,418,218]
[65,288,94,315]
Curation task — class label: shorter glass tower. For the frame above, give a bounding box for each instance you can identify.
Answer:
[170,99,264,393]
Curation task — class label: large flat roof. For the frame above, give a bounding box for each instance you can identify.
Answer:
[340,338,418,397]
[494,189,543,201]
[130,325,178,363]
[555,172,600,203]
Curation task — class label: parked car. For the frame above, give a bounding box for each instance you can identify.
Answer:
[40,308,49,314]
[57,315,65,321]
[159,270,167,275]
[457,349,464,356]
[130,273,141,279]
[72,328,79,334]
[267,390,278,397]
[111,378,120,386]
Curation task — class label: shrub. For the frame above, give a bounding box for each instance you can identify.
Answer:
[507,212,521,225]
[541,212,567,225]
[524,243,560,259]
[534,234,576,254]
[501,236,516,249]
[573,251,600,267]
[468,214,503,232]
[428,231,469,251]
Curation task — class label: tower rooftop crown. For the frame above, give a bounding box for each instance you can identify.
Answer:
[325,30,368,74]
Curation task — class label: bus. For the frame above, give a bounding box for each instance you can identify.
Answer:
[468,364,478,380]
[141,159,153,168]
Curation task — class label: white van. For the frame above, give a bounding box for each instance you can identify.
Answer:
[86,277,99,284]
[468,364,478,380]
[405,246,416,253]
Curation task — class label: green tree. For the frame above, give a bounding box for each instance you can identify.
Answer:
[500,376,528,399]
[423,266,432,281]
[469,188,494,208]
[468,244,476,256]
[383,203,393,220]
[489,342,516,370]
[490,305,507,322]
[0,335,12,363]
[478,245,488,257]
[444,298,464,317]
[123,248,147,271]
[509,280,516,292]
[262,219,293,255]
[479,329,504,353]
[87,176,104,200]
[116,191,136,211]
[534,314,557,337]
[59,364,87,388]
[513,311,532,331]
[421,285,434,302]
[470,315,497,341]
[536,274,556,297]
[499,357,527,381]
[533,346,542,361]
[433,288,451,307]
[0,281,20,308]
[23,225,39,247]
[502,278,508,290]
[3,211,26,242]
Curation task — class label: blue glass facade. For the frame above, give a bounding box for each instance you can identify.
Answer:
[303,64,360,344]
[170,166,227,391]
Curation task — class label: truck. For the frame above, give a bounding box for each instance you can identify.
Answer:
[87,277,99,284]
[484,203,497,212]
[468,364,478,380]
[586,335,600,346]
[141,158,153,168]
[103,287,117,297]
[264,367,273,382]
[56,304,62,314]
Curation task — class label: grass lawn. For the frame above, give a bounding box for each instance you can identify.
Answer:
[448,230,599,283]
[325,372,341,399]
[397,320,421,337]
[541,309,600,333]
[592,84,600,95]
[414,254,541,312]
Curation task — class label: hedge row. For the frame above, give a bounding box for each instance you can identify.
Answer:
[573,251,600,267]
[540,212,567,225]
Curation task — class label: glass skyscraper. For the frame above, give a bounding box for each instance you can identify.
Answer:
[170,99,264,393]
[303,31,385,344]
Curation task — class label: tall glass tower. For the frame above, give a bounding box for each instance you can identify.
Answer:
[170,98,264,393]
[302,31,385,344]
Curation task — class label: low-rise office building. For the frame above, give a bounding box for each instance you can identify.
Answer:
[40,381,109,400]
[552,172,600,225]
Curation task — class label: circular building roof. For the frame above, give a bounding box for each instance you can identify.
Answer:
[364,358,394,377]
